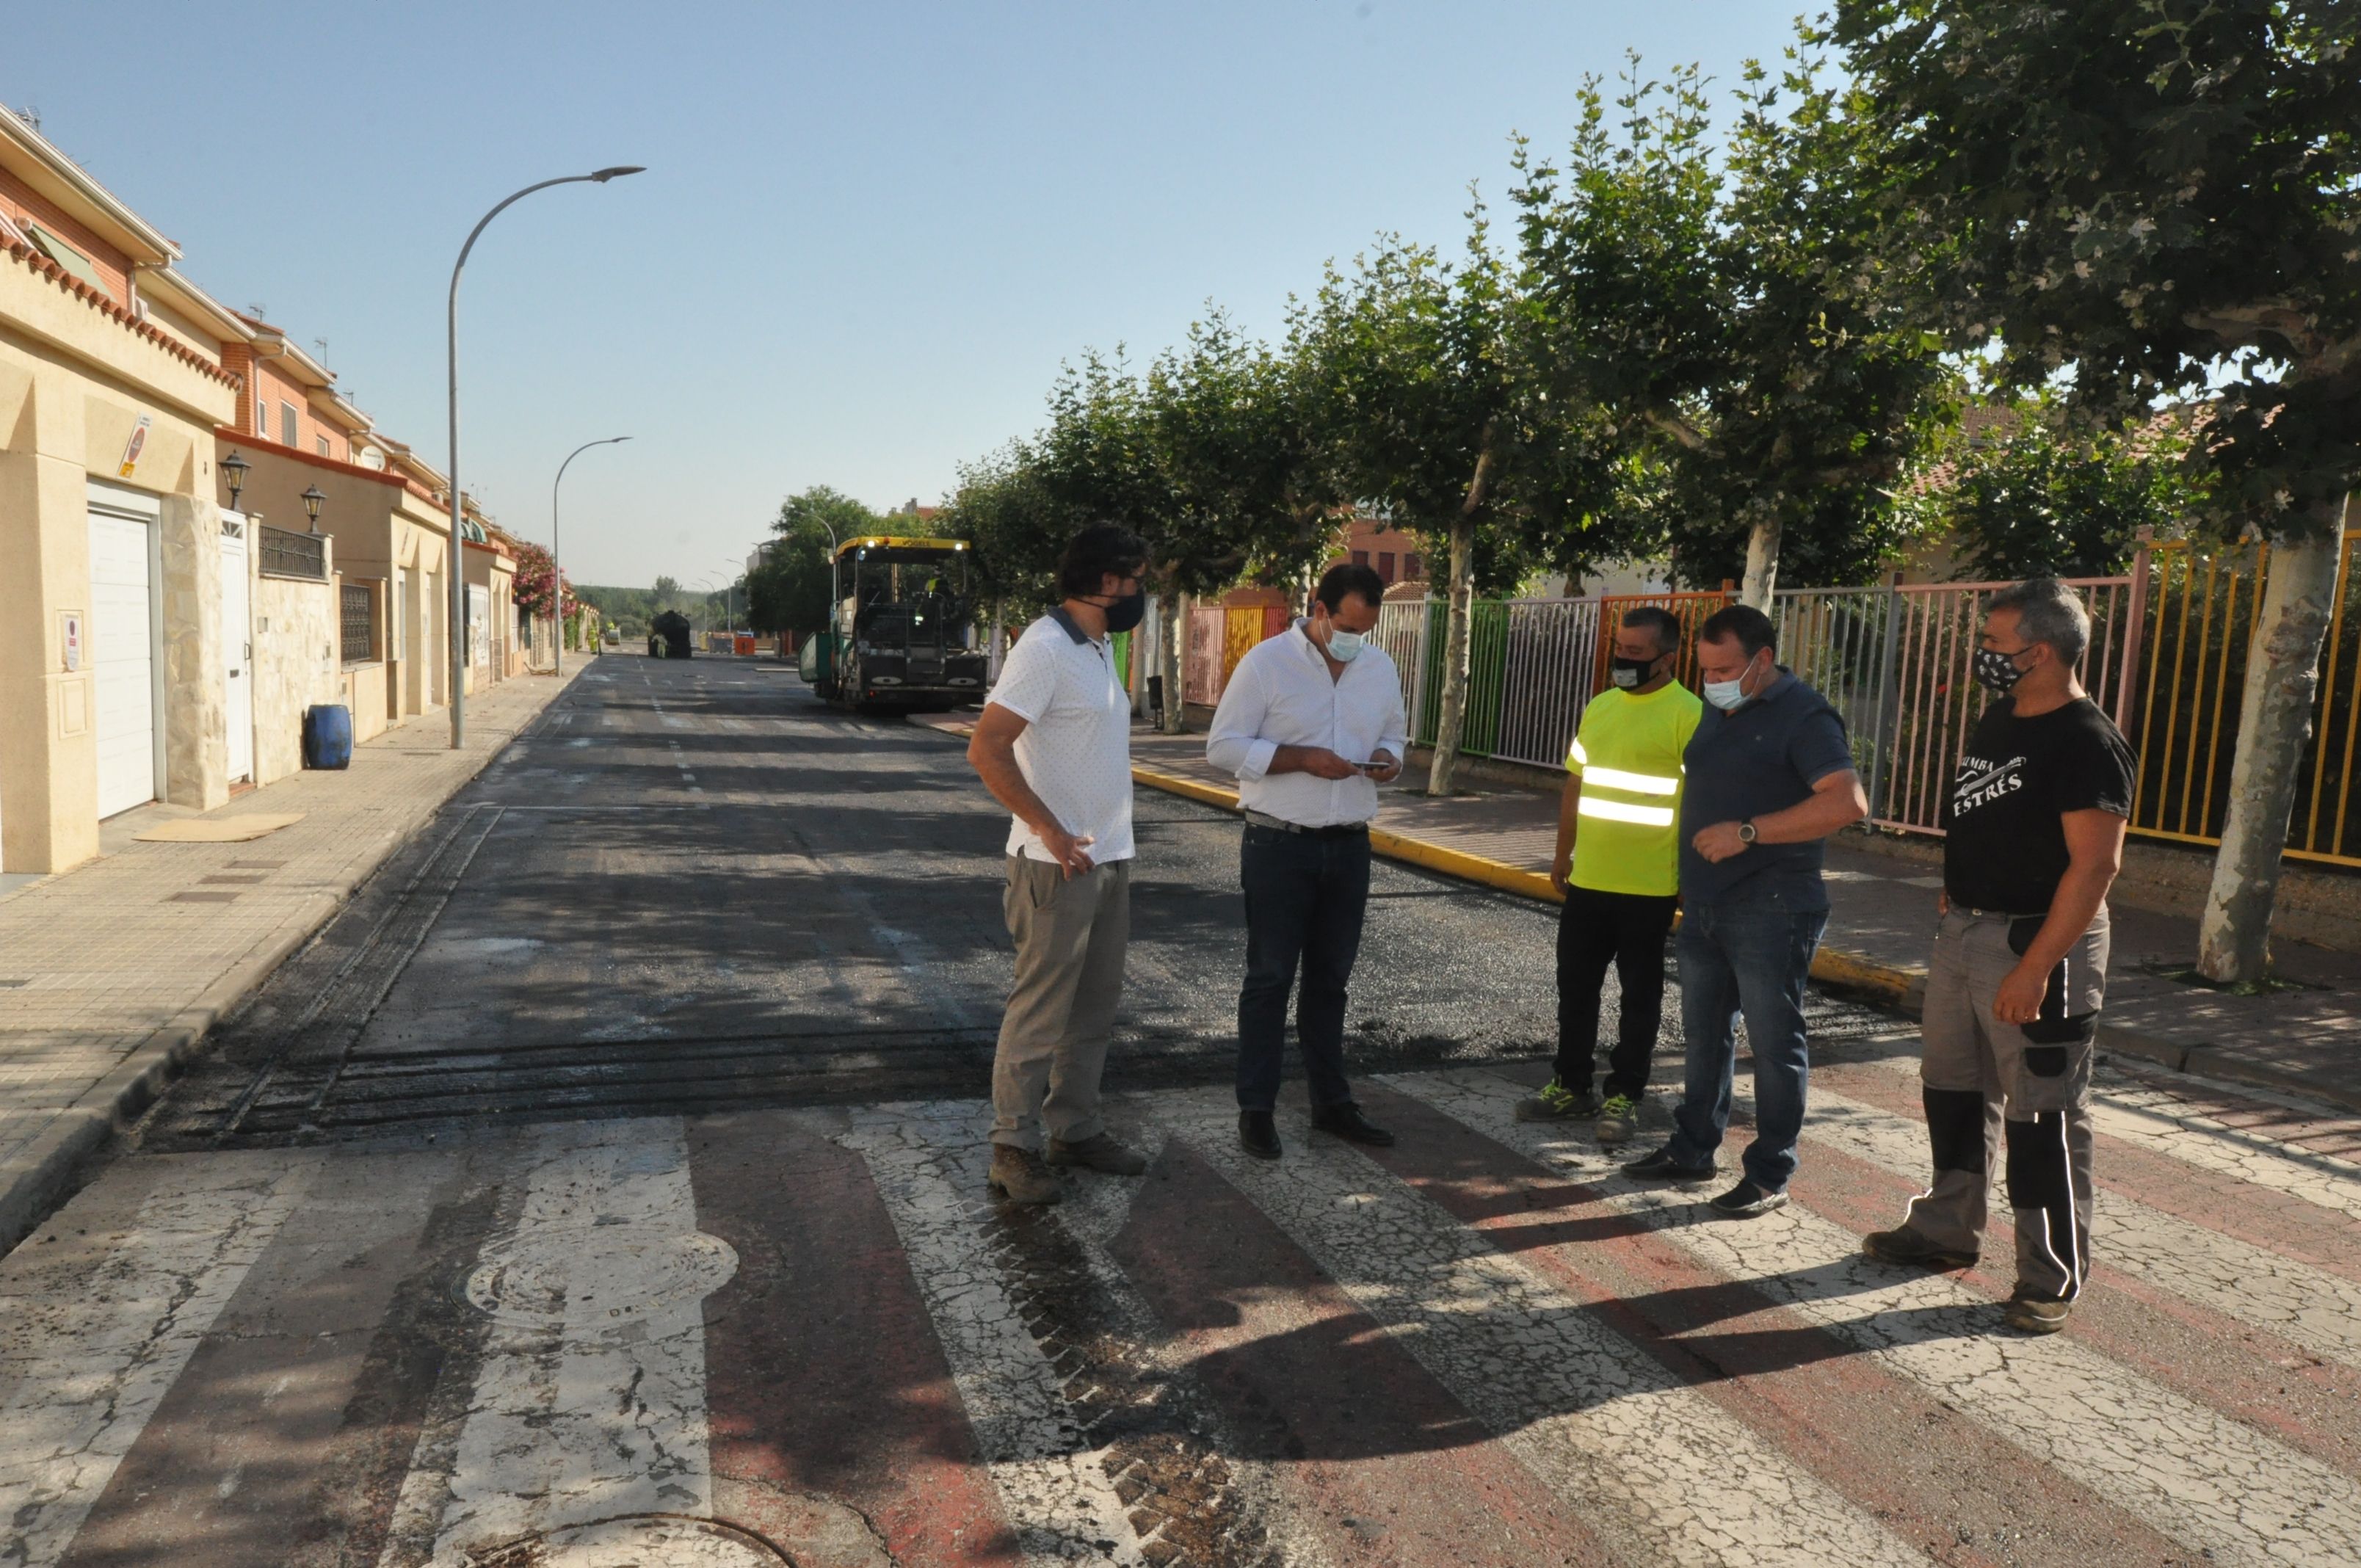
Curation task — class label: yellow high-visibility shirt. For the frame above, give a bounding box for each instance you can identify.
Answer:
[1567,680,1702,897]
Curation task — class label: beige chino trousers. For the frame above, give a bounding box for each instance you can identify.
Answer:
[990,855,1131,1151]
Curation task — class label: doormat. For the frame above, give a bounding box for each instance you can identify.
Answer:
[134,813,304,843]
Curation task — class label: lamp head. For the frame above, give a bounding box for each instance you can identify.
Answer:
[589,165,645,183]
[219,450,249,505]
[300,484,326,529]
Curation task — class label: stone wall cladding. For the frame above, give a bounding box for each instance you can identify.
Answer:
[252,553,342,786]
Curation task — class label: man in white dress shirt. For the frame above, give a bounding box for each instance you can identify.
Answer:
[1206,562,1409,1159]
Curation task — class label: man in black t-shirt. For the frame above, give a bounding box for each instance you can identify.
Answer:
[1864,579,2136,1336]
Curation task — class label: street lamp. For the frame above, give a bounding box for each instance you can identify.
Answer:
[300,484,325,532]
[551,436,630,677]
[444,164,643,748]
[218,450,250,515]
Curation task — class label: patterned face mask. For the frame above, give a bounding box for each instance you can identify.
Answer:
[1974,645,2032,694]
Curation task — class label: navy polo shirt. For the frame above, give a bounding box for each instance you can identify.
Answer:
[1678,669,1856,909]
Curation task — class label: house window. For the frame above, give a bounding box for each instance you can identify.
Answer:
[1377,551,1396,583]
[280,401,299,447]
[1404,552,1424,581]
[316,435,330,457]
[1351,550,1370,567]
[341,582,378,666]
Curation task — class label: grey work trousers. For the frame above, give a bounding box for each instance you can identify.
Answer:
[990,855,1131,1151]
[1903,906,2109,1302]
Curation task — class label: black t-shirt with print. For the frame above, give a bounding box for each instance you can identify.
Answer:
[1942,696,2137,914]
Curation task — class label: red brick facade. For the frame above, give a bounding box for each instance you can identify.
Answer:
[0,167,134,304]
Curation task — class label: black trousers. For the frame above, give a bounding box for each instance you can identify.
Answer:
[1236,823,1371,1111]
[1554,884,1679,1099]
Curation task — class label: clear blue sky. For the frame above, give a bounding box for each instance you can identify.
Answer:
[11,2,1796,589]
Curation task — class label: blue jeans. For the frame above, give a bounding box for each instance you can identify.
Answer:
[1666,887,1829,1191]
[1237,824,1371,1111]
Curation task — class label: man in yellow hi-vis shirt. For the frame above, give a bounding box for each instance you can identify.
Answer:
[1518,606,1700,1144]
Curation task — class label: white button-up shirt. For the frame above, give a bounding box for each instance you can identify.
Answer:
[1205,622,1410,827]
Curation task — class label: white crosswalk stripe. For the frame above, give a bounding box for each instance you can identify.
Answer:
[1397,1067,2361,1567]
[844,1103,1151,1567]
[1156,1089,1937,1568]
[1806,1084,2361,1371]
[0,1152,319,1568]
[373,1118,730,1566]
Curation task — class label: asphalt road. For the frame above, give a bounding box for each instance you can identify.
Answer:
[6,653,2359,1568]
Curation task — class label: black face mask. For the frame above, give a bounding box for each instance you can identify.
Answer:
[1973,645,2032,694]
[1609,653,1663,689]
[1096,589,1147,635]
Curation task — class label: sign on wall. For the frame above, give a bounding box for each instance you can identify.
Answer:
[117,415,150,479]
[59,611,82,672]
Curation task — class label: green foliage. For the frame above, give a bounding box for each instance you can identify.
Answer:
[1893,402,2200,580]
[751,486,888,634]
[1831,0,2361,540]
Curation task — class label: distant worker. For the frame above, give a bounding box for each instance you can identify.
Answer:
[1865,579,2135,1335]
[1207,562,1407,1159]
[966,524,1153,1205]
[1622,604,1867,1218]
[1518,606,1699,1145]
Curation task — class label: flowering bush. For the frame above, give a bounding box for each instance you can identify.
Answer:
[511,540,575,620]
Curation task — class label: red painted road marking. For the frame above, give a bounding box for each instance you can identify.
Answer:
[689,1112,1021,1568]
[1111,1136,1610,1567]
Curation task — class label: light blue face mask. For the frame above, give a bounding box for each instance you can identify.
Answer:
[1703,676,1749,711]
[1324,627,1367,663]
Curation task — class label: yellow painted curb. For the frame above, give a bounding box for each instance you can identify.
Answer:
[1128,761,1932,1012]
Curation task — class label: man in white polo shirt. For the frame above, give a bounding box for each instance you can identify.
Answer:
[1207,562,1408,1159]
[967,524,1152,1205]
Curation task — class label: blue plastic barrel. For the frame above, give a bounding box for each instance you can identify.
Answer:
[302,704,353,770]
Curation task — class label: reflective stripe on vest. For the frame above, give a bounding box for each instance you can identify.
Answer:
[1577,795,1677,827]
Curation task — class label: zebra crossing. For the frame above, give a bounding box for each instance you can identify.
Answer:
[3,1053,2358,1567]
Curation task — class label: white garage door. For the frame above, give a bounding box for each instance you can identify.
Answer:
[88,484,161,819]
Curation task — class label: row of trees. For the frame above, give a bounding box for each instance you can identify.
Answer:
[915,4,2354,986]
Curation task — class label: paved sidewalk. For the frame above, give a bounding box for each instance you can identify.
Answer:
[0,666,584,1249]
[921,712,2358,1109]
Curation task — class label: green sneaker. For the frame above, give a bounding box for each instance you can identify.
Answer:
[1595,1094,1641,1145]
[1515,1078,1601,1122]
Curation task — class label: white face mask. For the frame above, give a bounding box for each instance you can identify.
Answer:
[1322,626,1366,662]
[1703,655,1763,711]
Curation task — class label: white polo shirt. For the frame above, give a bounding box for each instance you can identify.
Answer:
[1205,622,1410,827]
[987,609,1136,863]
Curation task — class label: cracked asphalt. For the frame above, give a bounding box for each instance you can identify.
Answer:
[3,653,2357,1568]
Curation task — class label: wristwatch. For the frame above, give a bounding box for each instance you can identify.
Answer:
[1736,820,1758,845]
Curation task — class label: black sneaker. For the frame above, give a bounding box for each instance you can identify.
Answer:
[1708,1180,1790,1218]
[1622,1146,1716,1183]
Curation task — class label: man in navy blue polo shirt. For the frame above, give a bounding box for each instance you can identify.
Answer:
[1623,604,1867,1216]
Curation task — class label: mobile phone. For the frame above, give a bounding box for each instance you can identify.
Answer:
[1354,760,1390,774]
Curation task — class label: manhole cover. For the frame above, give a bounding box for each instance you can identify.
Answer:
[465,1226,739,1332]
[466,1513,790,1565]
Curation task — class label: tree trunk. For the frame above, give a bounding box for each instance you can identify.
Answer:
[1131,594,1155,720]
[1160,589,1189,734]
[1740,513,1782,609]
[2195,501,2348,983]
[1426,432,1500,798]
[987,599,1007,683]
[1426,515,1479,797]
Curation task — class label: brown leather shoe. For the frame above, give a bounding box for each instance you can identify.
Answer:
[1045,1131,1147,1176]
[987,1144,1062,1205]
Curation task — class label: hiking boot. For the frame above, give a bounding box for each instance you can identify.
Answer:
[2004,1289,2072,1335]
[1594,1093,1642,1145]
[1863,1226,1979,1271]
[986,1145,1061,1205]
[1708,1179,1790,1219]
[1046,1131,1148,1176]
[1515,1078,1601,1122]
[1622,1145,1716,1183]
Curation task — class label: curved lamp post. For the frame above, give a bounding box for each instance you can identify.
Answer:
[551,436,630,676]
[445,164,643,747]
